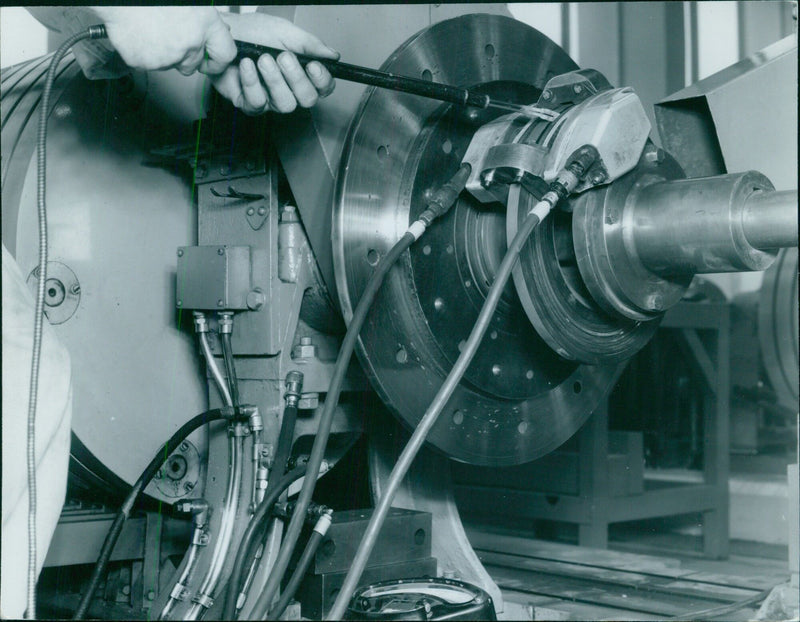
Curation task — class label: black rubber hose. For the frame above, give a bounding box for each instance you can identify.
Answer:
[30,24,106,620]
[220,332,240,407]
[270,402,299,487]
[248,231,417,619]
[267,527,326,619]
[224,406,298,620]
[222,464,307,619]
[73,407,228,620]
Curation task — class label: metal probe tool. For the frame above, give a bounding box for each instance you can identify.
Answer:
[234,40,558,120]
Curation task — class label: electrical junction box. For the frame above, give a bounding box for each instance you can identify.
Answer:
[176,245,252,310]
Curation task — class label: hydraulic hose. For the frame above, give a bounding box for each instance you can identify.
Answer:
[159,499,210,620]
[248,231,415,619]
[224,371,306,620]
[268,509,333,619]
[30,24,107,620]
[223,465,307,619]
[270,372,303,488]
[248,163,472,620]
[328,185,566,620]
[195,313,234,407]
[185,432,244,620]
[73,406,235,620]
[220,331,240,407]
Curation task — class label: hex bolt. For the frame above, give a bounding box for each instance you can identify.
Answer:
[246,289,266,311]
[217,299,224,307]
[573,84,583,94]
[179,442,189,452]
[645,148,665,164]
[257,207,266,216]
[217,247,225,255]
[177,249,184,257]
[147,590,156,601]
[220,164,231,176]
[542,90,552,100]
[155,469,163,479]
[247,207,255,216]
[184,481,194,492]
[177,300,183,307]
[121,585,131,596]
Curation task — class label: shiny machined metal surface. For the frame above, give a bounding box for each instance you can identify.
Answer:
[333,14,625,466]
[630,171,783,275]
[759,247,799,411]
[570,144,690,324]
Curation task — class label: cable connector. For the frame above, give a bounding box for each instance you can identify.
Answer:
[532,145,600,218]
[87,24,108,40]
[417,162,472,227]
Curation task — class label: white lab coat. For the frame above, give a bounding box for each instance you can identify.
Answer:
[1,244,72,618]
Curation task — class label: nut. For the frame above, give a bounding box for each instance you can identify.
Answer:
[292,338,316,359]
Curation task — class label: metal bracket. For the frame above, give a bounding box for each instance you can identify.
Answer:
[142,512,162,610]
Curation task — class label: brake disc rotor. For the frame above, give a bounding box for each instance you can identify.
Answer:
[333,13,622,466]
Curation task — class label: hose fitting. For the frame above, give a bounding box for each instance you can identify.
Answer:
[87,24,107,39]
[284,370,304,408]
[418,163,472,227]
[192,311,209,334]
[247,407,263,433]
[313,508,334,536]
[175,498,211,528]
[219,404,258,421]
[217,311,234,334]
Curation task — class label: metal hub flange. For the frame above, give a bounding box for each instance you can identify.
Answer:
[333,13,622,466]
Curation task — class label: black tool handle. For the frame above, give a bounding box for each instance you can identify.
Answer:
[234,40,489,109]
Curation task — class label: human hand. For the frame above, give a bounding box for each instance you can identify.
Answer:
[213,12,338,114]
[91,7,237,75]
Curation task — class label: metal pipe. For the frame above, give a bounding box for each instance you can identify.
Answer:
[742,189,798,250]
[630,171,784,275]
[159,504,209,621]
[185,432,244,620]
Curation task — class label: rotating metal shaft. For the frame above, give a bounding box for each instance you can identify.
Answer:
[631,173,797,276]
[574,169,798,323]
